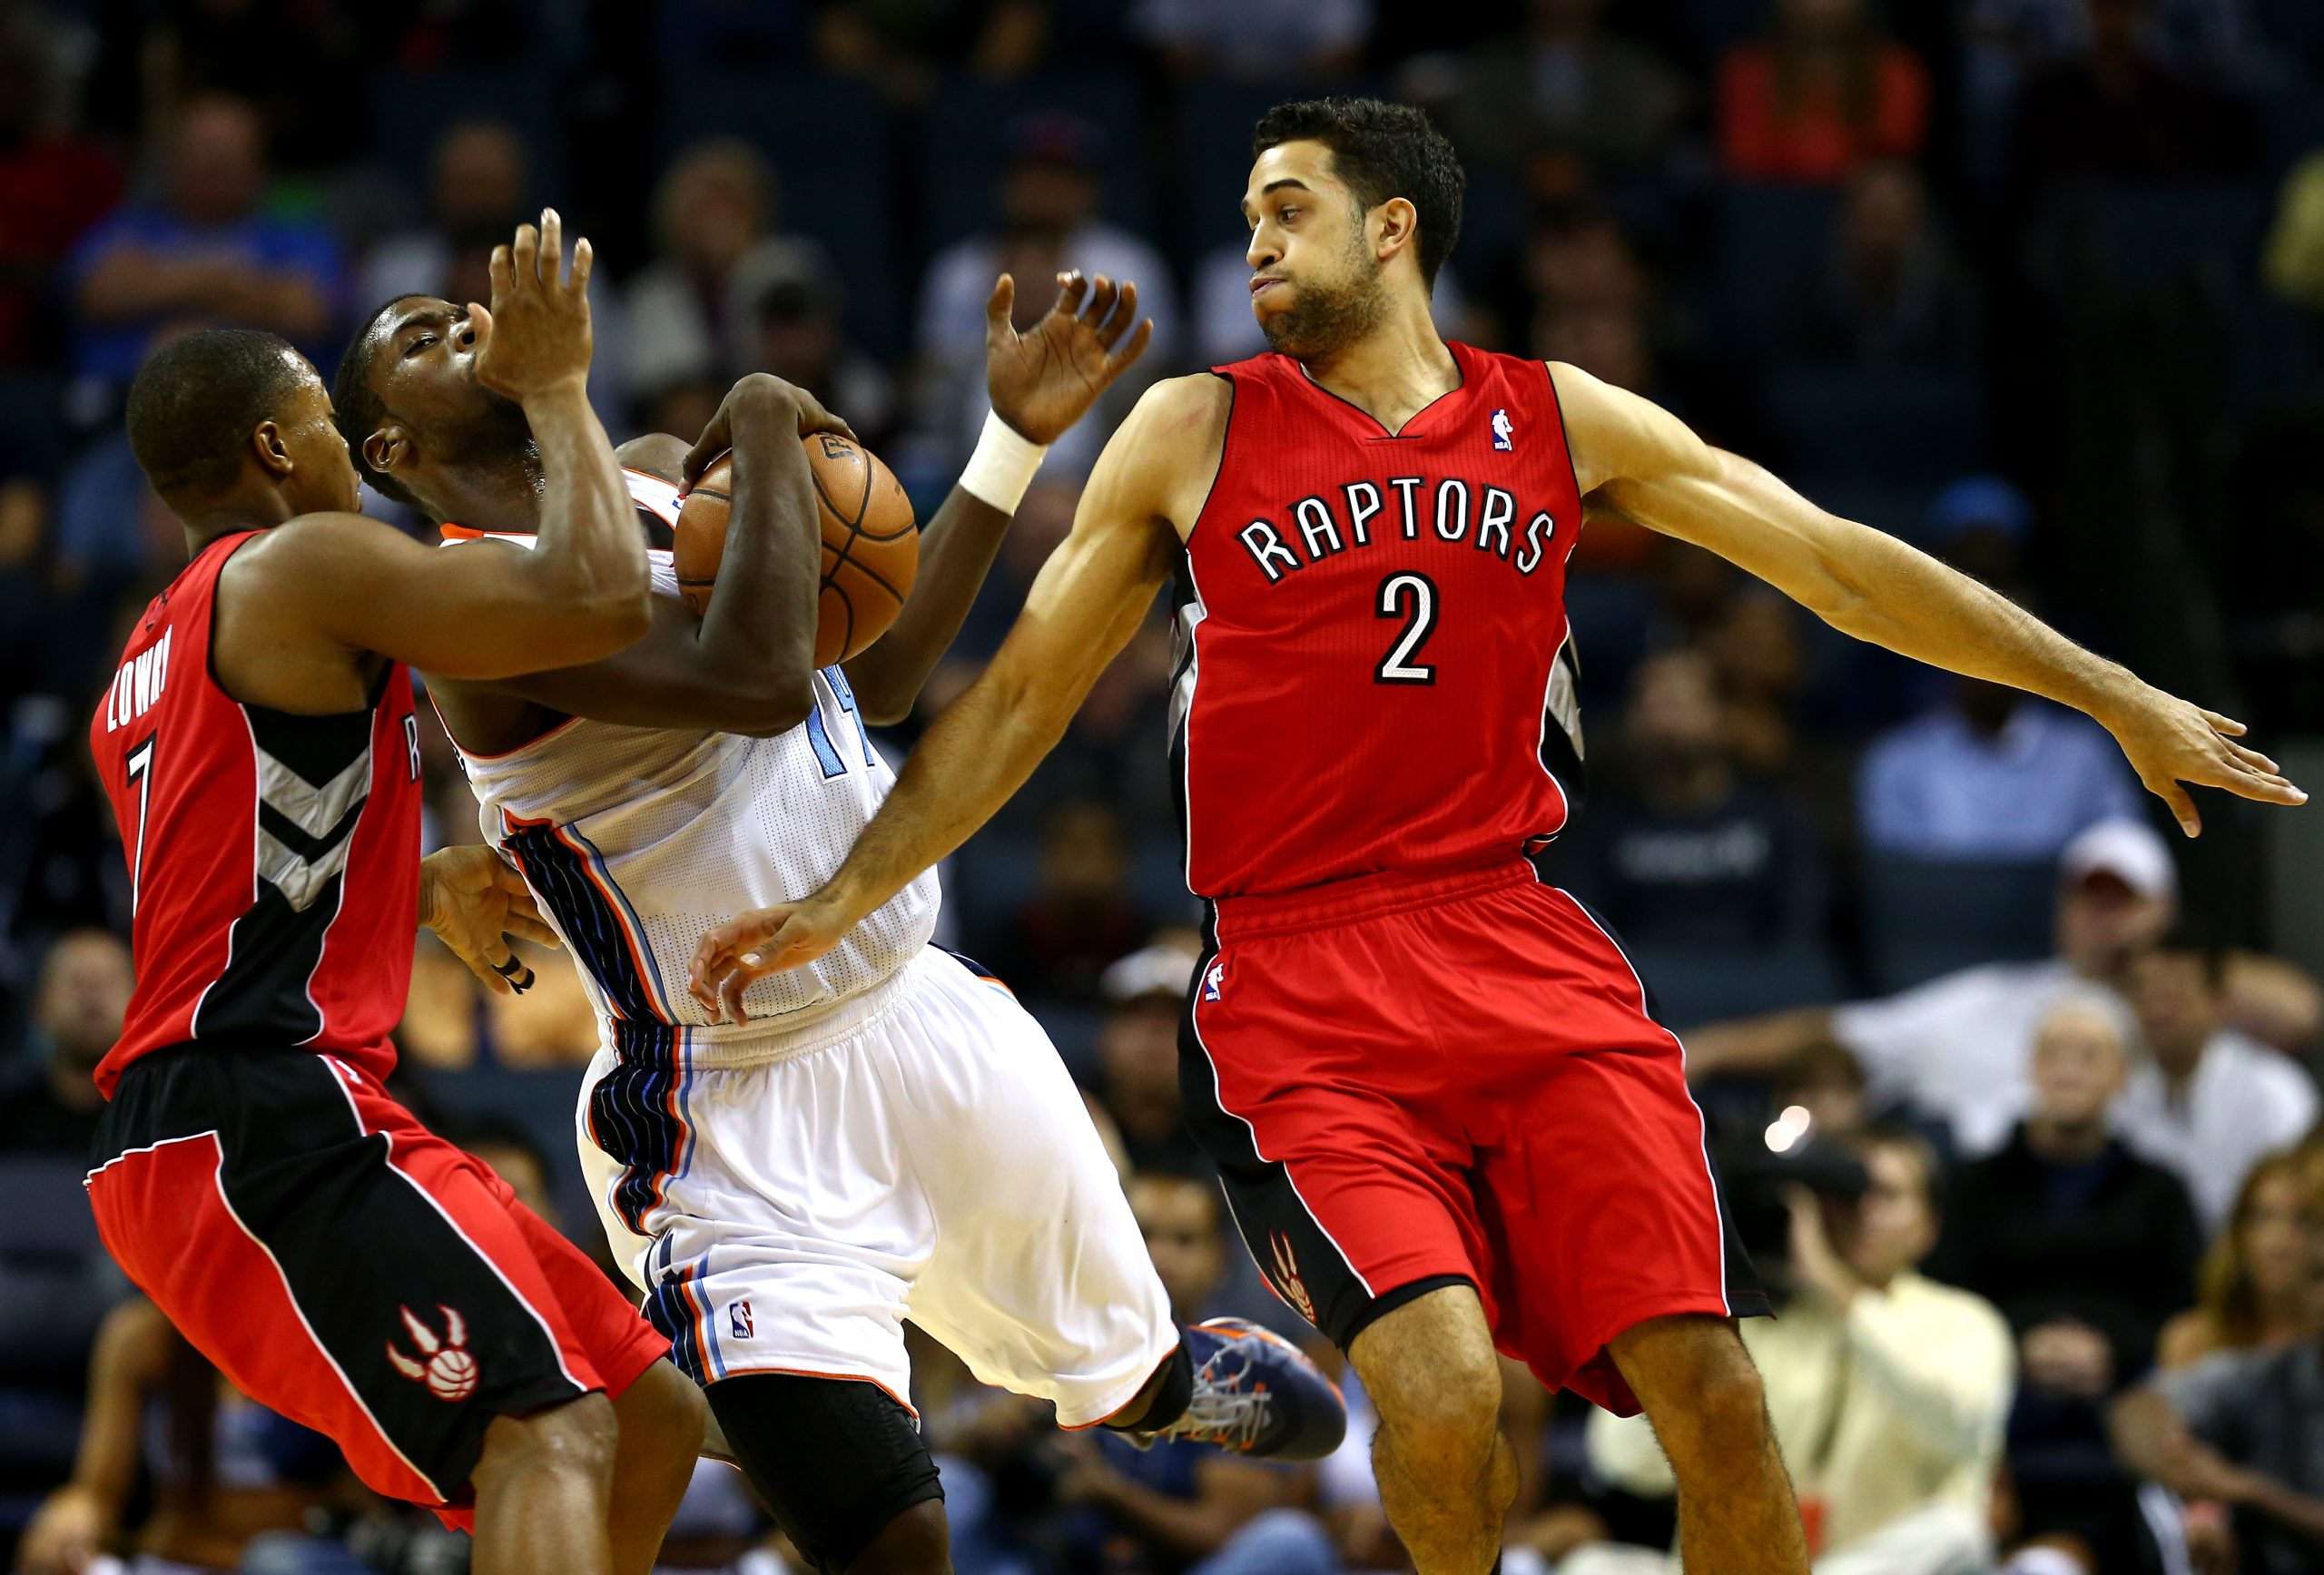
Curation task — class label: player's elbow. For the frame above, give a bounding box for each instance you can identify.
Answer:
[566,586,655,656]
[718,672,818,737]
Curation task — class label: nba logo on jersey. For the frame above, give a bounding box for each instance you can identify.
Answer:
[729,1300,753,1340]
[1491,409,1514,451]
[1203,960,1224,1001]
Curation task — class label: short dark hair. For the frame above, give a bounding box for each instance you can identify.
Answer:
[2143,919,2230,989]
[1252,97,1465,288]
[124,329,306,504]
[331,294,432,510]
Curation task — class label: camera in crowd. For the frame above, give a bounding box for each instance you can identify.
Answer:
[1709,1107,1870,1300]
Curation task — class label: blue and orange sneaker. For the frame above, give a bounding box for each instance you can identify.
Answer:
[1139,1317,1347,1461]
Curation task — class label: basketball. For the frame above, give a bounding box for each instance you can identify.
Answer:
[673,432,918,668]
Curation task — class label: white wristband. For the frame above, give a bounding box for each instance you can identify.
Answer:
[958,409,1048,513]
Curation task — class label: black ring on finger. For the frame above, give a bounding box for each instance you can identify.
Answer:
[492,954,527,980]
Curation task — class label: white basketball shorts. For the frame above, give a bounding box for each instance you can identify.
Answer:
[576,947,1177,1426]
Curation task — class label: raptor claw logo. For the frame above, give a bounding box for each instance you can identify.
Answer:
[386,1304,478,1402]
[1268,1234,1316,1326]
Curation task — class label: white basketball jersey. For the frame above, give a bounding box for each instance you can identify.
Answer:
[443,471,940,1054]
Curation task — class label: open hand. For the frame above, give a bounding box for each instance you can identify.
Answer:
[2102,686,2305,836]
[985,271,1156,447]
[473,208,596,403]
[688,898,852,1022]
[420,843,560,995]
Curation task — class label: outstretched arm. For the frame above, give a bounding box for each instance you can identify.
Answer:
[1551,362,2305,835]
[687,376,1205,1018]
[843,270,1154,724]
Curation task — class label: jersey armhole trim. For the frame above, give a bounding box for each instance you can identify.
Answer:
[1538,360,1589,514]
[1180,370,1236,557]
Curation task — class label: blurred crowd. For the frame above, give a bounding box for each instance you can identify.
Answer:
[6,0,2324,1571]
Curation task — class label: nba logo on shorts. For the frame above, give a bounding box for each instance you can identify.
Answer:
[1203,960,1224,1001]
[1491,409,1514,452]
[729,1300,753,1340]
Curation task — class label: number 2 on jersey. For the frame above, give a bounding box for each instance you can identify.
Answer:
[1375,573,1438,685]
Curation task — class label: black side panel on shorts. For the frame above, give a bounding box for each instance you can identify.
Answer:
[99,1048,591,1500]
[1175,939,1415,1351]
[706,1373,943,1575]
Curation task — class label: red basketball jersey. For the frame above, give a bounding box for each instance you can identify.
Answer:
[87,532,422,1097]
[1175,343,1587,900]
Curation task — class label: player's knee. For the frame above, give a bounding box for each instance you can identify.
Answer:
[478,1392,619,1490]
[1363,1336,1502,1470]
[843,1499,951,1575]
[1352,1286,1502,1466]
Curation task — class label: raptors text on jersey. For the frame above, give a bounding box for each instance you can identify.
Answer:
[1173,342,1587,899]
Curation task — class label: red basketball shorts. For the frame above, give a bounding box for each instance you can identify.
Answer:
[1183,860,1767,1413]
[87,1046,669,1522]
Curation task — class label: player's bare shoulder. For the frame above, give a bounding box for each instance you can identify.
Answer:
[1103,373,1234,544]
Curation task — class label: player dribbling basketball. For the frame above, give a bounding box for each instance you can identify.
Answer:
[331,270,1344,1575]
[690,99,2308,1575]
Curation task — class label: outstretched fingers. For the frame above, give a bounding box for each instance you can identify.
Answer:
[539,208,563,285]
[1101,281,1141,348]
[987,272,1018,336]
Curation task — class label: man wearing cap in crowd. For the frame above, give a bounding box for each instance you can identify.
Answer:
[1096,942,1211,1176]
[1689,819,2319,1158]
[1855,477,2145,864]
[914,110,1178,478]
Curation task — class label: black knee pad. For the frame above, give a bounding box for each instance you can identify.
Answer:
[704,1373,945,1574]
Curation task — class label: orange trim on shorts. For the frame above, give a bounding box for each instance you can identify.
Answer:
[704,1364,920,1418]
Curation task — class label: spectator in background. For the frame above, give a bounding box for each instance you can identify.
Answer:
[1856,674,2142,863]
[748,254,897,448]
[2160,1154,2320,1368]
[1095,944,1207,1175]
[984,801,1152,1004]
[2011,0,2254,188]
[1575,1129,2014,1574]
[914,113,1174,478]
[1561,648,1827,953]
[141,0,366,171]
[1934,991,2202,1397]
[1049,1168,1332,1575]
[1410,0,1688,177]
[2262,149,2324,312]
[1717,0,1929,184]
[1785,160,1978,373]
[0,15,123,369]
[1688,819,2178,1154]
[2118,924,2319,1233]
[624,137,832,408]
[2111,1220,2324,1575]
[66,94,340,402]
[359,118,527,312]
[0,928,131,1156]
[16,1296,353,1575]
[1130,0,1371,81]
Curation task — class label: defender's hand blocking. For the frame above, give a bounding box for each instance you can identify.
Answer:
[419,843,560,995]
[986,271,1156,447]
[2099,686,2306,837]
[689,900,852,1022]
[472,207,596,402]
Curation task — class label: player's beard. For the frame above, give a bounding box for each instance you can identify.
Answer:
[1260,236,1386,360]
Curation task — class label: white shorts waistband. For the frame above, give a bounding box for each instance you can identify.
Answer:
[647,954,929,1072]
